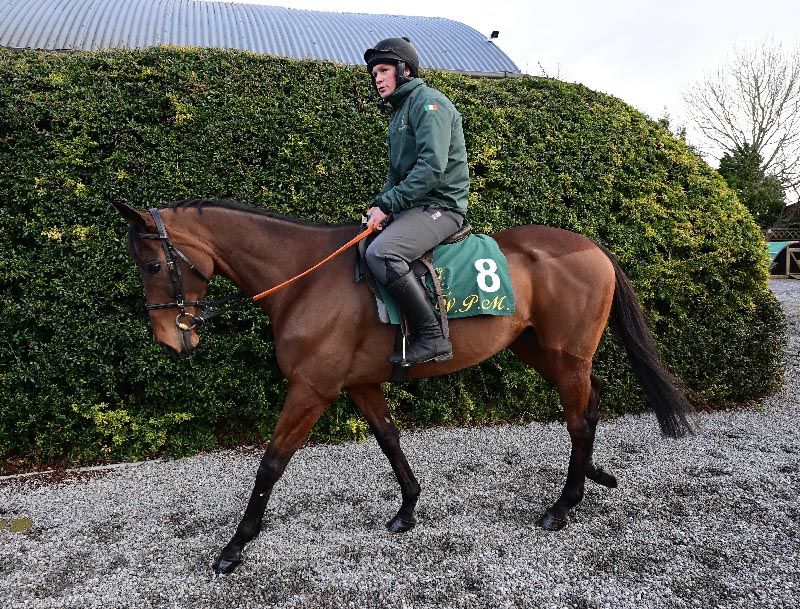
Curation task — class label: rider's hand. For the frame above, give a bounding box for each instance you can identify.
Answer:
[367,207,388,230]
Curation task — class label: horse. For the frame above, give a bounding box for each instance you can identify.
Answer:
[112,199,694,575]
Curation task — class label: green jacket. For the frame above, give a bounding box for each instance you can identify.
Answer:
[375,78,469,217]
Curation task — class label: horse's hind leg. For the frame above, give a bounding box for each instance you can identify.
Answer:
[510,332,614,530]
[348,384,421,533]
[539,356,594,530]
[585,374,617,489]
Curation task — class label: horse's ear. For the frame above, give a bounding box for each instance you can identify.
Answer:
[112,200,147,227]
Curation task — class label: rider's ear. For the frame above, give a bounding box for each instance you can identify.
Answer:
[112,200,148,228]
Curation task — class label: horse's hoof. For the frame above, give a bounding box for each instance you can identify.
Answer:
[212,553,243,575]
[601,472,618,488]
[588,466,618,488]
[386,514,416,533]
[536,511,568,531]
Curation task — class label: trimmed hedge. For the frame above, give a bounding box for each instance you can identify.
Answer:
[0,47,786,468]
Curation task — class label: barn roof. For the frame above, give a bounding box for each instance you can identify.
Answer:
[0,0,521,77]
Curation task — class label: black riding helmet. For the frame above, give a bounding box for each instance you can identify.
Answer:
[364,36,420,87]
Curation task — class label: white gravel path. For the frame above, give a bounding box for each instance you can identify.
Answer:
[2,280,798,609]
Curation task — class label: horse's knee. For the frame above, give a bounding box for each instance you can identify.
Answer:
[257,452,289,484]
[566,418,592,444]
[373,425,400,451]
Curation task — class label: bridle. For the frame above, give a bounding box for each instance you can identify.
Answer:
[136,207,377,332]
[140,208,243,331]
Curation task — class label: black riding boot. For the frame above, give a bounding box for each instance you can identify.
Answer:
[385,271,452,365]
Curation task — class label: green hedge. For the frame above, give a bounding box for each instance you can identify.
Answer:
[0,47,786,469]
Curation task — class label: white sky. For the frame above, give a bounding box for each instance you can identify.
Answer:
[208,0,800,143]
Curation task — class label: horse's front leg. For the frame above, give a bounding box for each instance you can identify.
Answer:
[213,381,333,575]
[348,384,420,533]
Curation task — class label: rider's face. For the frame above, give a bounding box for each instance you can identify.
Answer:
[372,63,409,99]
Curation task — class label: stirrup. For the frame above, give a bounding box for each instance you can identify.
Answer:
[387,332,409,364]
[388,333,452,366]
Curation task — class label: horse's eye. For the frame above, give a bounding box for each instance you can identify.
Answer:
[146,261,162,275]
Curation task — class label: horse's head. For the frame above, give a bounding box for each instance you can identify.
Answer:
[113,201,214,359]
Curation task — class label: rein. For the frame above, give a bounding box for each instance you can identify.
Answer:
[141,208,375,331]
[251,224,375,301]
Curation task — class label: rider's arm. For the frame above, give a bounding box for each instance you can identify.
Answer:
[374,97,453,215]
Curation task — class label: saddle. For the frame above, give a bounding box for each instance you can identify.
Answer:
[356,223,472,380]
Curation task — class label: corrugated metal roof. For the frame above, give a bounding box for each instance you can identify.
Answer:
[0,0,521,76]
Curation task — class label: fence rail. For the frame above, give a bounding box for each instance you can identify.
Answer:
[765,228,800,242]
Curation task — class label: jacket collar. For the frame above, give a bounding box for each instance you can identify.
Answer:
[386,78,424,109]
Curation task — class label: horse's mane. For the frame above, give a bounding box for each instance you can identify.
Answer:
[167,199,355,229]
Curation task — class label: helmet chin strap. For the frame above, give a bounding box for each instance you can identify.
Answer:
[395,60,409,87]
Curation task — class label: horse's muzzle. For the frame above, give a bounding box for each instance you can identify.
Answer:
[159,333,195,360]
[160,343,190,360]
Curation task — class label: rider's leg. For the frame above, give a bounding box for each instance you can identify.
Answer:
[365,206,462,364]
[383,268,453,363]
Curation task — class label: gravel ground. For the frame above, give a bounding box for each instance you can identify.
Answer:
[2,280,798,609]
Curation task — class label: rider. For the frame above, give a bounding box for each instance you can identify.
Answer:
[364,37,470,365]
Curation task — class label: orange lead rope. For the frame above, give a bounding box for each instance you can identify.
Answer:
[251,225,375,302]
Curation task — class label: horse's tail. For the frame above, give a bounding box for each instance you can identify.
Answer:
[598,245,696,438]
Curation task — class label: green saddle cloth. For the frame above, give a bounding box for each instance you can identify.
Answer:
[378,234,516,324]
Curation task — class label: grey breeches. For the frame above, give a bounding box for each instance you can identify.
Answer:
[365,205,464,285]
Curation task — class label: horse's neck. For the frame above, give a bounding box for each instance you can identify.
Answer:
[195,208,348,301]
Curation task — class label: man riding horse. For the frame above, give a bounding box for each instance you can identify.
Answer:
[113,37,695,577]
[364,37,469,365]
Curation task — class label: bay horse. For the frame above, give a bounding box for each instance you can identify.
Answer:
[113,199,694,575]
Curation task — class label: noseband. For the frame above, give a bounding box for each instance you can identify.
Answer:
[140,208,237,331]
